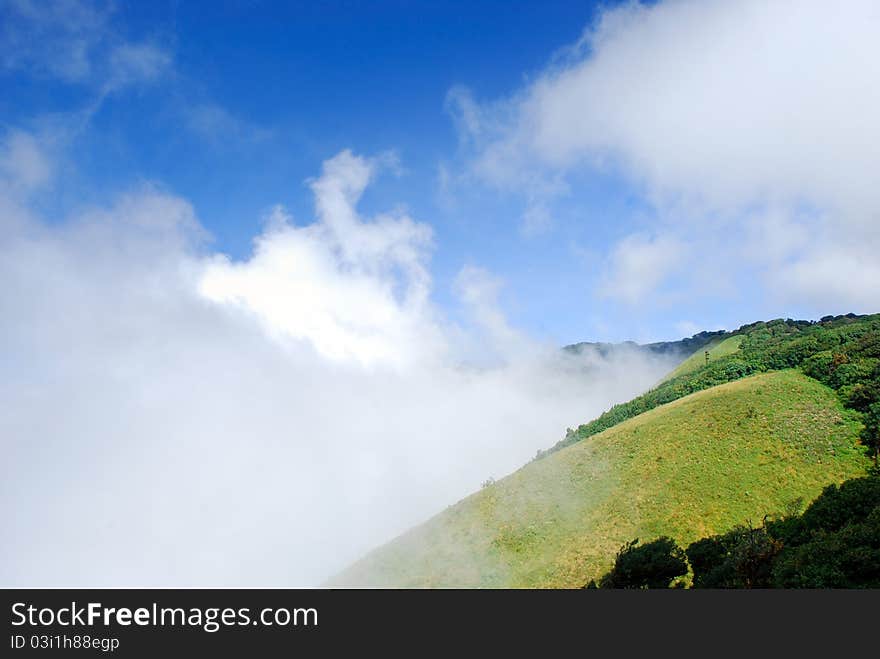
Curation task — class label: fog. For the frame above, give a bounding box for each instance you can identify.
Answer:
[0,149,676,586]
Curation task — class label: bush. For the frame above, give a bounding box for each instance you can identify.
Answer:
[685,523,780,588]
[691,476,880,588]
[594,476,880,589]
[686,535,738,588]
[771,508,880,588]
[798,476,880,534]
[594,537,688,589]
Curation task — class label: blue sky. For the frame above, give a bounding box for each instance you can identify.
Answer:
[3,0,878,346]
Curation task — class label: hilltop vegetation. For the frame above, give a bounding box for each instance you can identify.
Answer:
[544,313,880,460]
[663,335,743,382]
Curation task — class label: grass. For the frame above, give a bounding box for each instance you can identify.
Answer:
[331,370,870,587]
[663,335,743,382]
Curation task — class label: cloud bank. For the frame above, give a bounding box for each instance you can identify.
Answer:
[0,141,675,585]
[450,0,880,311]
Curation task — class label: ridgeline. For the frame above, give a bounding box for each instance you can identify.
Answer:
[333,313,880,587]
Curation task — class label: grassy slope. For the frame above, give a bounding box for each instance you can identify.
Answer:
[663,335,743,382]
[332,370,869,588]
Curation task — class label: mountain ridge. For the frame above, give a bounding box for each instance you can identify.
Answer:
[563,329,727,361]
[332,312,880,587]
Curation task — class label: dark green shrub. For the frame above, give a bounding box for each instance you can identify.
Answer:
[595,537,688,589]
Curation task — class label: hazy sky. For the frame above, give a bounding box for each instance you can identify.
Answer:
[2,0,879,585]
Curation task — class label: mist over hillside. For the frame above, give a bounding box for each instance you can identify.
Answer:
[565,330,727,362]
[0,152,682,587]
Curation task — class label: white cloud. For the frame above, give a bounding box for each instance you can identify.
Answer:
[453,264,531,360]
[454,0,880,311]
[445,85,570,237]
[0,145,678,586]
[772,241,880,311]
[200,151,438,368]
[599,232,684,305]
[507,0,880,211]
[445,86,485,145]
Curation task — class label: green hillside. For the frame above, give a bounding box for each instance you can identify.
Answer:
[333,313,880,588]
[663,334,743,382]
[333,370,869,587]
[543,313,880,457]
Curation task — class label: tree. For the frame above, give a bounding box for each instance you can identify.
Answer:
[686,535,737,588]
[730,521,781,588]
[861,402,880,467]
[595,537,688,589]
[772,509,880,588]
[686,522,780,588]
